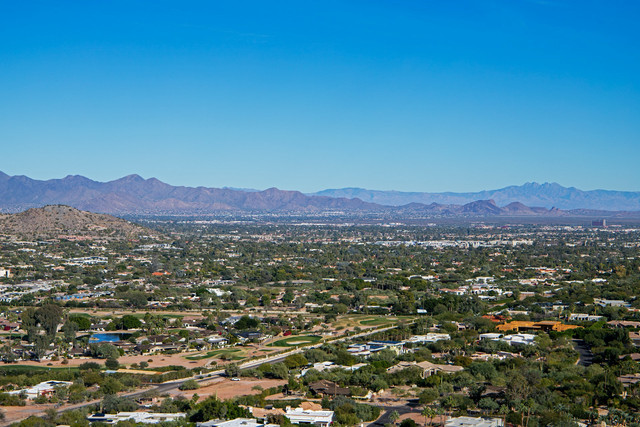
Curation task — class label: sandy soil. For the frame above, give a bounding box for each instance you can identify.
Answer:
[398,411,447,426]
[0,343,281,372]
[169,378,287,400]
[0,353,211,369]
[1,403,57,425]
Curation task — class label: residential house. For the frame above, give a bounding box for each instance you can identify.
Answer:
[568,314,604,322]
[608,320,640,328]
[308,380,350,397]
[445,416,503,427]
[285,406,334,427]
[386,361,464,378]
[8,381,73,400]
[406,333,450,344]
[197,418,279,427]
[88,412,186,424]
[594,299,631,308]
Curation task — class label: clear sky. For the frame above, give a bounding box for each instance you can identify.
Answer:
[1,1,638,192]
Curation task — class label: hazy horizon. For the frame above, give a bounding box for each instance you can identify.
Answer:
[2,170,638,195]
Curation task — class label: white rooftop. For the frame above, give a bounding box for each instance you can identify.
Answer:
[197,418,279,427]
[445,416,503,427]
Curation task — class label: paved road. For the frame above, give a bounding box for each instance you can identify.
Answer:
[368,404,415,427]
[2,324,403,426]
[572,339,594,366]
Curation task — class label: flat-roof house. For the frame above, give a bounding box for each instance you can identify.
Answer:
[285,406,334,427]
[197,418,279,427]
[445,416,503,427]
[8,381,73,400]
[88,412,186,424]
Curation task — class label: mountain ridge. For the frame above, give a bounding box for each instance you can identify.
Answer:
[312,182,640,211]
[0,172,638,216]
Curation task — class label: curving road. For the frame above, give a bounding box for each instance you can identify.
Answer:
[2,324,402,426]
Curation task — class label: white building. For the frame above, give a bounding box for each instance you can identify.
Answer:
[478,333,536,346]
[8,381,72,400]
[594,299,630,308]
[207,336,229,347]
[285,407,334,427]
[478,333,503,341]
[568,313,604,322]
[445,416,503,427]
[197,418,279,427]
[300,362,366,376]
[406,333,451,344]
[88,412,186,424]
[501,334,536,346]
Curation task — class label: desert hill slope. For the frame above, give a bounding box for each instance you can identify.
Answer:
[0,205,157,239]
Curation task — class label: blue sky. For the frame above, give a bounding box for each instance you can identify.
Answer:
[1,1,638,192]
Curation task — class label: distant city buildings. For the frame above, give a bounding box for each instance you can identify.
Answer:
[592,219,607,227]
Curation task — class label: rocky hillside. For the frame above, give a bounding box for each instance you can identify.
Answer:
[0,205,156,239]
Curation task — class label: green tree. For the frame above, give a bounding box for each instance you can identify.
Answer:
[61,321,79,343]
[68,315,92,331]
[120,315,142,330]
[400,419,417,427]
[179,379,200,390]
[284,353,308,369]
[100,378,123,395]
[269,362,289,379]
[224,363,239,377]
[35,304,63,337]
[421,407,436,426]
[95,343,119,359]
[105,358,119,370]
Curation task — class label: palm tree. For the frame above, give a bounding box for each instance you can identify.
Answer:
[390,410,400,425]
[422,407,436,427]
[436,407,445,427]
[498,405,509,427]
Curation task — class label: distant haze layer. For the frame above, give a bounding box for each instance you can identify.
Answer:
[312,183,640,211]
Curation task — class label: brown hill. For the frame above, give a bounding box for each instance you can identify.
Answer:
[0,205,157,240]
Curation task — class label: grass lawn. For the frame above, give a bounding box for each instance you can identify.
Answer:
[359,317,394,326]
[185,348,244,360]
[268,335,322,347]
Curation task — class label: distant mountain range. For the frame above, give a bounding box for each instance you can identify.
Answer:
[0,172,375,214]
[313,183,640,211]
[0,172,638,217]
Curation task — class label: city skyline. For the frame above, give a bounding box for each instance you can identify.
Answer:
[1,1,639,192]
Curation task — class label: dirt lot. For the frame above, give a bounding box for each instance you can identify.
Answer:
[0,353,212,369]
[1,403,57,425]
[398,411,447,426]
[169,377,287,400]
